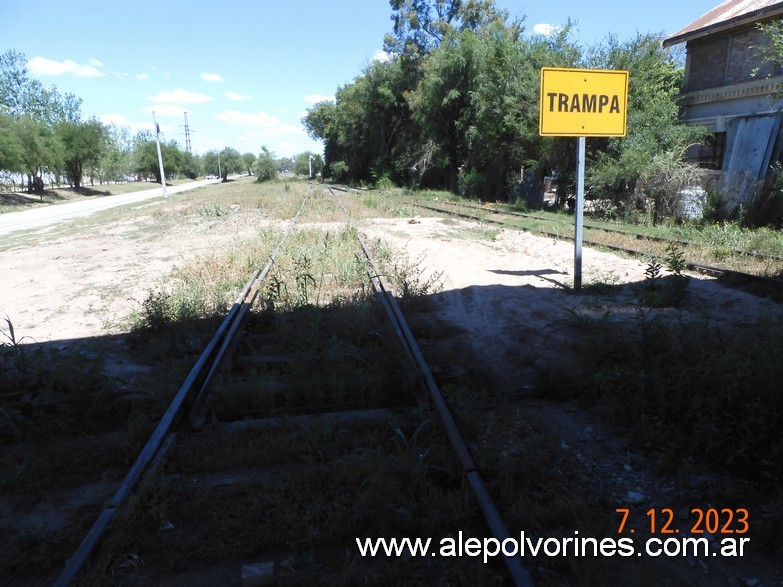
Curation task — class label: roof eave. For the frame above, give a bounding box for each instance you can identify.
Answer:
[663,5,783,47]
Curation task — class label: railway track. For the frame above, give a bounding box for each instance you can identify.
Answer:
[54,186,534,586]
[411,200,783,299]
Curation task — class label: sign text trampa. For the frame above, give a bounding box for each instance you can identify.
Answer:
[539,68,629,137]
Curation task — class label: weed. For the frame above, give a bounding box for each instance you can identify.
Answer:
[664,242,687,276]
[386,251,444,305]
[293,253,316,306]
[582,269,622,296]
[197,203,228,217]
[0,311,38,382]
[1,310,25,346]
[644,258,663,282]
[641,244,690,307]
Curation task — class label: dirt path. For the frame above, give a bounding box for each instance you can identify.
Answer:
[0,179,217,238]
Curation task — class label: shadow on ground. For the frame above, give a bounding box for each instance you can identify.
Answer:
[1,276,781,586]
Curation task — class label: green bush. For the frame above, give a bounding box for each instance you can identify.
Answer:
[328,161,349,182]
[253,147,278,183]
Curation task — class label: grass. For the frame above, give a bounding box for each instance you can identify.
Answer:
[5,179,783,584]
[82,412,501,585]
[536,306,783,543]
[400,190,783,277]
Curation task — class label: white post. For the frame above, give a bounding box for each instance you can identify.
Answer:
[574,136,585,292]
[308,154,313,179]
[152,112,167,197]
[218,150,222,181]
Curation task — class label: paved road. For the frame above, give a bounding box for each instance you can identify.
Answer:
[0,179,218,238]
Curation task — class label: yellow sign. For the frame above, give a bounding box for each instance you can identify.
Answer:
[539,68,629,137]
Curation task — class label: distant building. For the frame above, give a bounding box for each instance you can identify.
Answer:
[663,0,783,212]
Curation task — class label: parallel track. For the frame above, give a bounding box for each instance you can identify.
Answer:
[449,200,783,264]
[56,186,534,586]
[412,201,783,299]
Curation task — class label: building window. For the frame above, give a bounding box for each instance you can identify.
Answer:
[688,132,727,170]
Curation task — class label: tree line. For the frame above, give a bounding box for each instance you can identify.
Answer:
[0,50,322,194]
[303,0,704,212]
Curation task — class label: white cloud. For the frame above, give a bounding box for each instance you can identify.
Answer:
[200,72,224,82]
[533,23,563,36]
[89,58,104,67]
[272,140,300,156]
[373,49,391,62]
[99,113,149,132]
[225,91,252,101]
[216,110,278,126]
[215,110,303,137]
[303,94,335,105]
[143,104,190,116]
[99,113,133,126]
[136,73,150,81]
[27,56,105,77]
[147,88,212,104]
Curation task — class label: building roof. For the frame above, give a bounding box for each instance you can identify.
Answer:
[663,0,783,46]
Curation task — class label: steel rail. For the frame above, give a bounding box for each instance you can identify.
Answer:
[328,186,535,587]
[188,191,312,429]
[411,201,783,295]
[54,190,311,586]
[428,199,783,264]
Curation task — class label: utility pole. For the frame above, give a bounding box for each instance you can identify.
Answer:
[152,111,167,197]
[183,111,192,153]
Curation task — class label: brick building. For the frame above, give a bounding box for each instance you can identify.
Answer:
[663,0,783,211]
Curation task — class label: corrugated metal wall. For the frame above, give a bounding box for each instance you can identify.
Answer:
[721,113,783,209]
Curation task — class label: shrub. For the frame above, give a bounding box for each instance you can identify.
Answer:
[253,147,278,183]
[328,161,349,182]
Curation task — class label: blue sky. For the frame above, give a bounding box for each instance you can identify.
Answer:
[1,0,721,158]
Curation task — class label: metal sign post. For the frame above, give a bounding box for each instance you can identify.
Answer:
[539,67,629,292]
[574,136,585,292]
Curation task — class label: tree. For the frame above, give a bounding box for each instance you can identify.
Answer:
[384,0,509,57]
[57,118,107,189]
[16,116,61,194]
[293,152,323,177]
[584,34,705,216]
[202,147,243,181]
[217,147,243,181]
[203,150,220,178]
[0,50,31,119]
[134,139,183,184]
[303,100,338,175]
[241,152,256,175]
[253,147,278,182]
[179,150,200,179]
[755,21,783,100]
[410,28,482,192]
[302,58,419,185]
[0,113,24,174]
[1,50,85,193]
[0,50,82,124]
[97,124,134,183]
